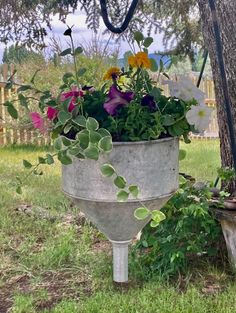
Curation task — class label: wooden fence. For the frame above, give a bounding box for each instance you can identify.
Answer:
[0,64,218,145]
[0,64,51,145]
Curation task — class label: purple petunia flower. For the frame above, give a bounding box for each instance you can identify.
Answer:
[141,95,157,111]
[104,85,134,116]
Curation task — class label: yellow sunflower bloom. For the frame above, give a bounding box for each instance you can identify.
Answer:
[128,52,151,69]
[103,67,121,80]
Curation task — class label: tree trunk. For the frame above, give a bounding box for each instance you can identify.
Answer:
[197,0,236,193]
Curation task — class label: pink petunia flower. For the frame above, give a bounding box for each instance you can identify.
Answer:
[30,112,45,133]
[47,106,58,120]
[60,86,84,112]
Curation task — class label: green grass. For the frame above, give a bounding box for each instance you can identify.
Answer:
[1,140,236,313]
[180,139,220,181]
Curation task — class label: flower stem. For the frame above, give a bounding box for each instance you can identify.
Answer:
[69,35,84,116]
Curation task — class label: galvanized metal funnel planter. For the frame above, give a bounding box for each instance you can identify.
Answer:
[62,137,179,282]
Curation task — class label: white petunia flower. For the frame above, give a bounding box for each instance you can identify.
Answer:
[186,104,213,133]
[163,76,206,104]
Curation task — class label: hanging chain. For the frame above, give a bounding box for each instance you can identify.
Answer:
[208,0,236,171]
[99,0,139,33]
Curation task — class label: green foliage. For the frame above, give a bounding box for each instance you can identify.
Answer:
[135,176,222,277]
[116,190,129,202]
[128,185,139,198]
[2,44,43,64]
[105,103,165,141]
[100,164,115,177]
[0,0,201,63]
[217,167,235,185]
[134,207,150,220]
[114,175,126,188]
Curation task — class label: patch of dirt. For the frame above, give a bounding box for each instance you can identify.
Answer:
[92,239,111,254]
[15,204,88,229]
[0,274,31,313]
[15,204,57,222]
[34,270,92,311]
[201,275,226,296]
[0,269,92,312]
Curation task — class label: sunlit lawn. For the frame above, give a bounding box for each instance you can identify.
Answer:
[1,140,236,313]
[180,139,220,181]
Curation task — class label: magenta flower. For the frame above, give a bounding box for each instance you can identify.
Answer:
[60,86,84,112]
[47,106,58,120]
[104,85,134,116]
[30,112,45,133]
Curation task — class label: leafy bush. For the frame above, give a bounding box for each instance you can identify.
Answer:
[133,176,222,278]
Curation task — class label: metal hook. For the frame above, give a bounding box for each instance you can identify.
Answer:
[99,0,139,33]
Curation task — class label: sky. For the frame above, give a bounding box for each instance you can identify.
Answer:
[0,8,164,62]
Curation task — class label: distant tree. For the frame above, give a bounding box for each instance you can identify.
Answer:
[0,0,201,60]
[2,45,43,64]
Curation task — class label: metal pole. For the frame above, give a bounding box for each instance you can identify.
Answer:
[196,50,208,88]
[110,240,131,282]
[208,0,236,172]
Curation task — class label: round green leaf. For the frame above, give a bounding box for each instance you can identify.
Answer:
[77,131,89,149]
[7,105,18,119]
[69,147,81,156]
[86,117,99,131]
[100,164,116,177]
[114,175,127,189]
[89,131,102,144]
[134,207,150,220]
[134,31,144,43]
[73,115,87,128]
[54,137,62,151]
[116,190,129,202]
[38,156,46,164]
[18,94,29,109]
[61,136,72,147]
[74,47,83,55]
[98,136,113,152]
[58,151,72,165]
[46,154,54,165]
[150,220,160,228]
[97,128,111,138]
[23,159,32,169]
[58,111,72,124]
[143,37,153,48]
[128,185,139,198]
[162,115,175,126]
[60,48,72,56]
[151,210,166,223]
[84,144,99,160]
[63,124,72,134]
